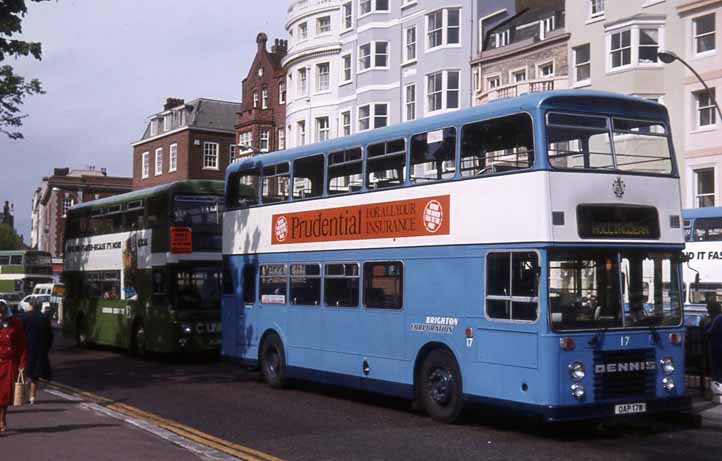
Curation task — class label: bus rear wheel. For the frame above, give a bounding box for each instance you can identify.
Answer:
[418,349,464,423]
[260,333,288,389]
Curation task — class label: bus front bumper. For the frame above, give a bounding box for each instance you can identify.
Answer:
[539,396,692,422]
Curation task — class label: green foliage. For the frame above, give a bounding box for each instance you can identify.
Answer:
[0,223,23,250]
[0,0,50,140]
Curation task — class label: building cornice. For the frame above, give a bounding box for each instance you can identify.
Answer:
[678,0,722,15]
[286,2,340,28]
[132,126,235,147]
[282,44,343,69]
[472,32,570,66]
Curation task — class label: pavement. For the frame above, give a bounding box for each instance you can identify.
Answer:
[0,389,201,460]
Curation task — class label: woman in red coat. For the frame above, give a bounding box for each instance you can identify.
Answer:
[0,299,27,432]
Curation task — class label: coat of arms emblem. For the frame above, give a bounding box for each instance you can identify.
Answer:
[613,177,626,198]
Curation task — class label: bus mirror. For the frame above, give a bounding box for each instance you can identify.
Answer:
[695,273,700,286]
[679,253,692,263]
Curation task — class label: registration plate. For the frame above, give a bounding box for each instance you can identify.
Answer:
[614,403,647,415]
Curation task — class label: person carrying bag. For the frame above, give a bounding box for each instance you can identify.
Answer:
[14,369,29,406]
[0,299,27,433]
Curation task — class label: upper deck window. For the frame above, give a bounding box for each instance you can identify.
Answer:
[460,113,535,177]
[262,163,290,204]
[366,139,406,190]
[547,112,673,175]
[410,127,456,183]
[328,148,362,195]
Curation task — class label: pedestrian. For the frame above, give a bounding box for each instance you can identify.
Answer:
[22,298,54,404]
[705,301,722,394]
[0,299,27,433]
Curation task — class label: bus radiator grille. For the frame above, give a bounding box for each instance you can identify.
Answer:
[593,348,656,401]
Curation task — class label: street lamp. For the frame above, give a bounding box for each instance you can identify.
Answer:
[657,49,722,123]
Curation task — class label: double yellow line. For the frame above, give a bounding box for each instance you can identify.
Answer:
[45,381,284,461]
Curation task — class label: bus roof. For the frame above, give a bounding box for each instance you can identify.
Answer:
[225,89,668,179]
[682,207,722,220]
[69,180,225,213]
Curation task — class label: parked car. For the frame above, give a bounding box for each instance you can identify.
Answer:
[18,294,52,314]
[0,292,23,314]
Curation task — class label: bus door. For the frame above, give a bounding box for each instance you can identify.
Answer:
[235,260,258,355]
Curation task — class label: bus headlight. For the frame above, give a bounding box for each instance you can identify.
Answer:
[571,383,586,400]
[181,323,192,334]
[663,377,675,392]
[568,362,585,381]
[662,357,675,375]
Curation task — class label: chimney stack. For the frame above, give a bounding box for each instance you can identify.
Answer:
[164,97,185,111]
[271,38,288,57]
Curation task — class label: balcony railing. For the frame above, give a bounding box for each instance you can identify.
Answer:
[477,76,569,104]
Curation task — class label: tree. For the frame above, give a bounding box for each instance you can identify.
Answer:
[0,224,23,250]
[0,0,50,140]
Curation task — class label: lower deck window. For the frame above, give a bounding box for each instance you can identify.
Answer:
[260,264,288,304]
[363,261,403,309]
[290,264,321,306]
[485,252,538,321]
[324,263,359,307]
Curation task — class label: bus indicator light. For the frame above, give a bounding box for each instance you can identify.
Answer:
[560,337,575,350]
[465,327,473,338]
[669,333,682,345]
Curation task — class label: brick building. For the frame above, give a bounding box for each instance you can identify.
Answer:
[132,98,241,189]
[236,33,287,158]
[30,167,133,261]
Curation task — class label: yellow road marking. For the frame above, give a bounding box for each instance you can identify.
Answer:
[44,381,284,461]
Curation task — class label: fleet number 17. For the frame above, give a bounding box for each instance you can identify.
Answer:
[620,336,630,347]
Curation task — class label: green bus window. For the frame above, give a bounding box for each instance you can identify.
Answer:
[262,163,290,204]
[101,271,121,300]
[259,264,287,304]
[0,256,9,265]
[10,255,22,265]
[293,155,324,199]
[366,139,406,190]
[242,264,256,304]
[324,263,359,308]
[328,148,362,195]
[410,127,456,183]
[363,261,403,309]
[153,269,166,295]
[485,252,538,322]
[460,113,535,177]
[147,196,169,227]
[290,264,321,306]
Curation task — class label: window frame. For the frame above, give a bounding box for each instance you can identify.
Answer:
[692,12,716,57]
[425,70,461,115]
[259,263,289,305]
[342,2,353,31]
[404,25,417,64]
[141,151,150,179]
[695,88,717,129]
[315,116,330,142]
[358,41,390,73]
[605,24,664,73]
[363,260,404,310]
[589,0,605,20]
[203,142,220,170]
[573,43,591,84]
[290,263,322,306]
[404,83,416,122]
[316,62,331,92]
[323,262,360,308]
[694,167,716,208]
[484,250,540,324]
[425,8,461,51]
[169,143,178,172]
[154,147,163,176]
[317,15,332,35]
[341,53,353,84]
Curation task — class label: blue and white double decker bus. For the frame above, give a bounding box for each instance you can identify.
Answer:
[681,207,722,325]
[222,90,689,422]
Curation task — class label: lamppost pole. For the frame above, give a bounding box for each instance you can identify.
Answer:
[658,50,722,123]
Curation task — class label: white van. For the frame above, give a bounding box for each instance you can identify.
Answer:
[32,283,64,322]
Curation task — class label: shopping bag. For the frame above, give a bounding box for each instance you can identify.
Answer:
[14,369,29,406]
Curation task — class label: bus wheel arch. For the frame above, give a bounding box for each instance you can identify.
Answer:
[414,342,464,423]
[259,330,288,389]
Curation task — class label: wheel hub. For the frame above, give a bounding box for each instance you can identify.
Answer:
[427,367,454,405]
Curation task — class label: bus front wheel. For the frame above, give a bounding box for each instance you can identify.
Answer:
[418,349,464,423]
[260,333,288,389]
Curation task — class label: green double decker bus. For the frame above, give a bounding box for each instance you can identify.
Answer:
[0,250,53,295]
[62,180,225,355]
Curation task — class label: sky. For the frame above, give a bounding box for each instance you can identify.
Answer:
[0,0,287,241]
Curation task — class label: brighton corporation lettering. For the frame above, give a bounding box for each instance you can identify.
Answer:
[271,195,450,244]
